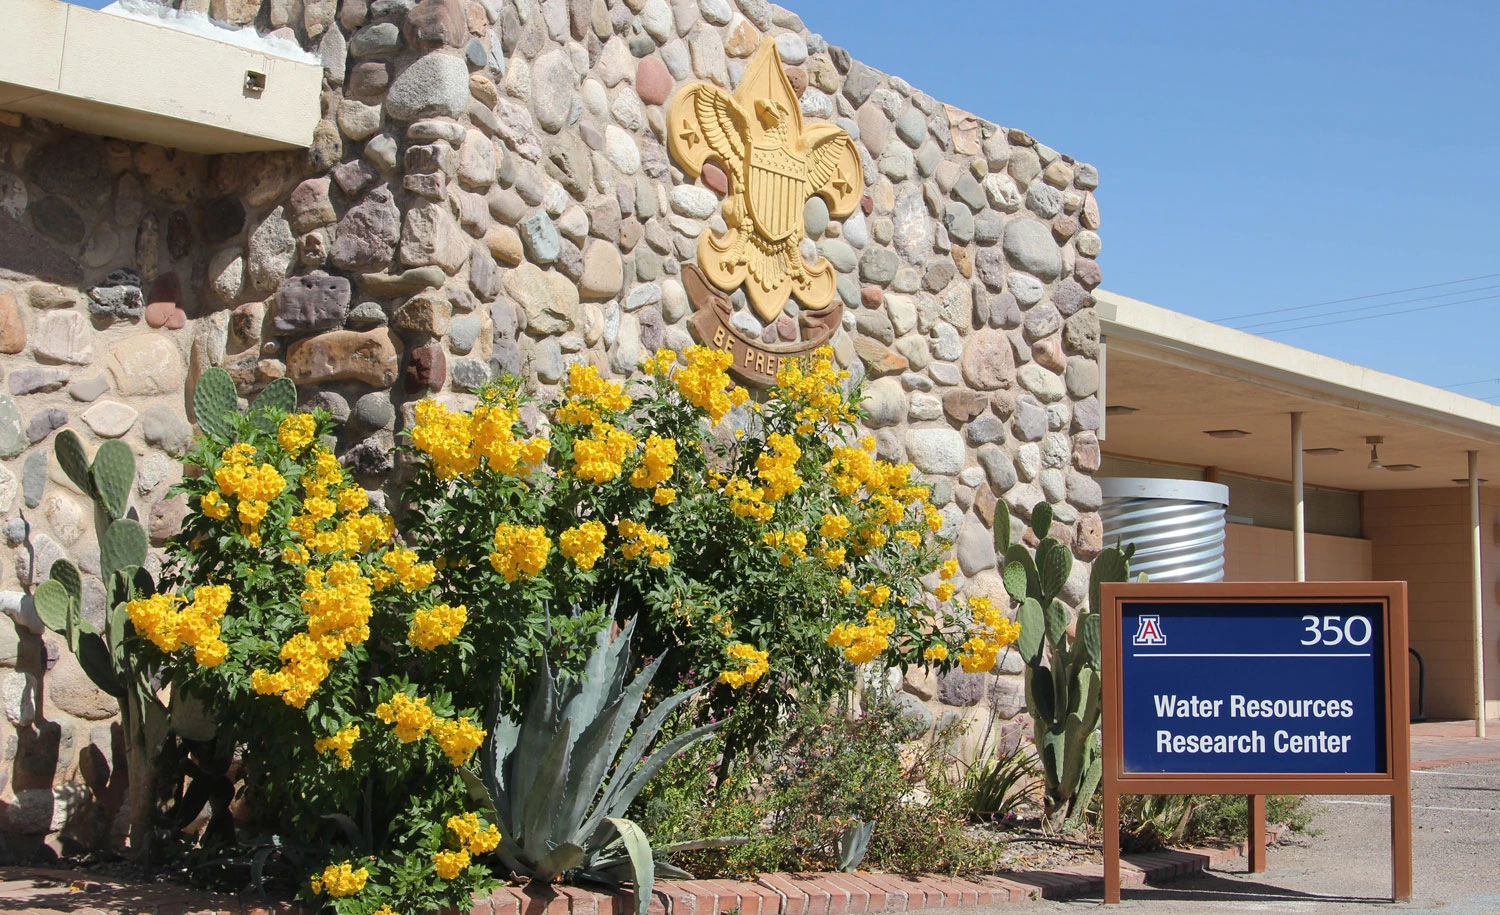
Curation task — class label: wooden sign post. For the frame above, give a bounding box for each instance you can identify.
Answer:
[1099,581,1411,904]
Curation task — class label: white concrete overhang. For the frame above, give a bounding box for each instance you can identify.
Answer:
[0,0,322,154]
[1095,289,1500,491]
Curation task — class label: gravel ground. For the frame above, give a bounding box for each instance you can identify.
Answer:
[1023,758,1500,913]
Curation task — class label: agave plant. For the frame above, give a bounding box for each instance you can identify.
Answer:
[465,616,741,915]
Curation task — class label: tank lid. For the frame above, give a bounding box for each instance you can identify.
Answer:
[1098,477,1230,505]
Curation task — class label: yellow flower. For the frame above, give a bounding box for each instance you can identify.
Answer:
[924,644,950,662]
[201,489,230,520]
[837,577,853,596]
[826,610,896,664]
[278,413,317,456]
[939,559,958,581]
[559,520,607,571]
[447,812,503,855]
[431,716,486,766]
[958,597,1023,673]
[127,584,232,669]
[674,346,746,424]
[630,435,678,489]
[433,848,470,881]
[652,487,676,506]
[934,581,956,602]
[573,422,638,484]
[310,861,367,898]
[411,399,479,479]
[717,642,769,688]
[489,524,552,582]
[409,604,467,650]
[376,692,436,743]
[819,513,850,540]
[755,433,802,501]
[314,725,360,768]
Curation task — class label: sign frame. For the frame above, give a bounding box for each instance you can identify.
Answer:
[1099,581,1411,903]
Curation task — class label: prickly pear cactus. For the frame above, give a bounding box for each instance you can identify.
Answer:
[998,501,1135,831]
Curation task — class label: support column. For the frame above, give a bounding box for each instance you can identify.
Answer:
[1292,412,1305,582]
[1471,450,1485,738]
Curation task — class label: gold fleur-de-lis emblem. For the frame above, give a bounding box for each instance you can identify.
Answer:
[667,42,864,324]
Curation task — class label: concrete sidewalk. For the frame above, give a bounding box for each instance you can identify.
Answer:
[1411,718,1500,769]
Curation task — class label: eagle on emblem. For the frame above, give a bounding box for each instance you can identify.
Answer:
[667,42,864,324]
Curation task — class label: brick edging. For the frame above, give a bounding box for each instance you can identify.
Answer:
[465,841,1255,915]
[0,841,1257,914]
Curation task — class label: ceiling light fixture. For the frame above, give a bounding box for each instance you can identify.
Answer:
[1205,429,1250,439]
[1105,405,1139,416]
[1366,436,1384,470]
[1385,464,1421,472]
[1303,447,1344,456]
[1454,478,1490,485]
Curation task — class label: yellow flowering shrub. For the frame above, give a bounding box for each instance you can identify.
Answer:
[143,399,499,915]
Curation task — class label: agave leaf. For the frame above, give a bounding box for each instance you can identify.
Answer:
[651,837,749,856]
[559,623,622,750]
[519,718,573,861]
[587,719,722,845]
[532,842,586,883]
[456,767,498,822]
[321,814,367,854]
[54,430,95,497]
[603,817,654,915]
[587,683,710,838]
[562,655,664,838]
[835,821,874,873]
[652,862,695,881]
[507,661,558,827]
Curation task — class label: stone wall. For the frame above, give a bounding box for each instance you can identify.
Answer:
[0,0,1104,851]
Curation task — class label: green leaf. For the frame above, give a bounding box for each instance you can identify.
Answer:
[1036,539,1072,603]
[77,633,126,698]
[1044,598,1068,647]
[1016,598,1045,666]
[192,367,238,440]
[32,579,72,634]
[100,519,148,585]
[90,440,135,520]
[1031,501,1054,540]
[603,817,655,915]
[993,506,1011,555]
[53,430,95,497]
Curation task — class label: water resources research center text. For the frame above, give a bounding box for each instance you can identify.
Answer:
[1152,693,1358,755]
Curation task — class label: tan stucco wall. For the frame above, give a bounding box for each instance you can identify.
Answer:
[1223,522,1372,583]
[1363,488,1500,720]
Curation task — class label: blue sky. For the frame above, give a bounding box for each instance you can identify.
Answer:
[69,1,1499,393]
[788,0,1500,394]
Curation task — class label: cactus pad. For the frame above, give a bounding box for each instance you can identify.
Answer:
[78,632,126,698]
[91,440,136,521]
[32,579,72,634]
[252,377,298,417]
[192,367,239,441]
[54,430,95,498]
[100,518,149,585]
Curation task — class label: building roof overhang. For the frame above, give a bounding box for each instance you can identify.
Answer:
[0,0,322,154]
[1096,290,1500,490]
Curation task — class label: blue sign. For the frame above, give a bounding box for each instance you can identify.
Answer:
[1120,600,1387,775]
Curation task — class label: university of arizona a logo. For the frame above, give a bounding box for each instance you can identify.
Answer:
[1133,615,1166,646]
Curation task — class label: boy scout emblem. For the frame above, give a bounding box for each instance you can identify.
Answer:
[667,42,864,325]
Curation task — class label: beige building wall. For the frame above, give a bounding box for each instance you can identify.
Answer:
[1223,523,1373,583]
[1363,488,1500,720]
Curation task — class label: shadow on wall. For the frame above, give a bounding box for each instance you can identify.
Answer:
[2,608,130,860]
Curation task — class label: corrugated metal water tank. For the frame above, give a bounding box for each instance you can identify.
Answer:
[1098,478,1230,583]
